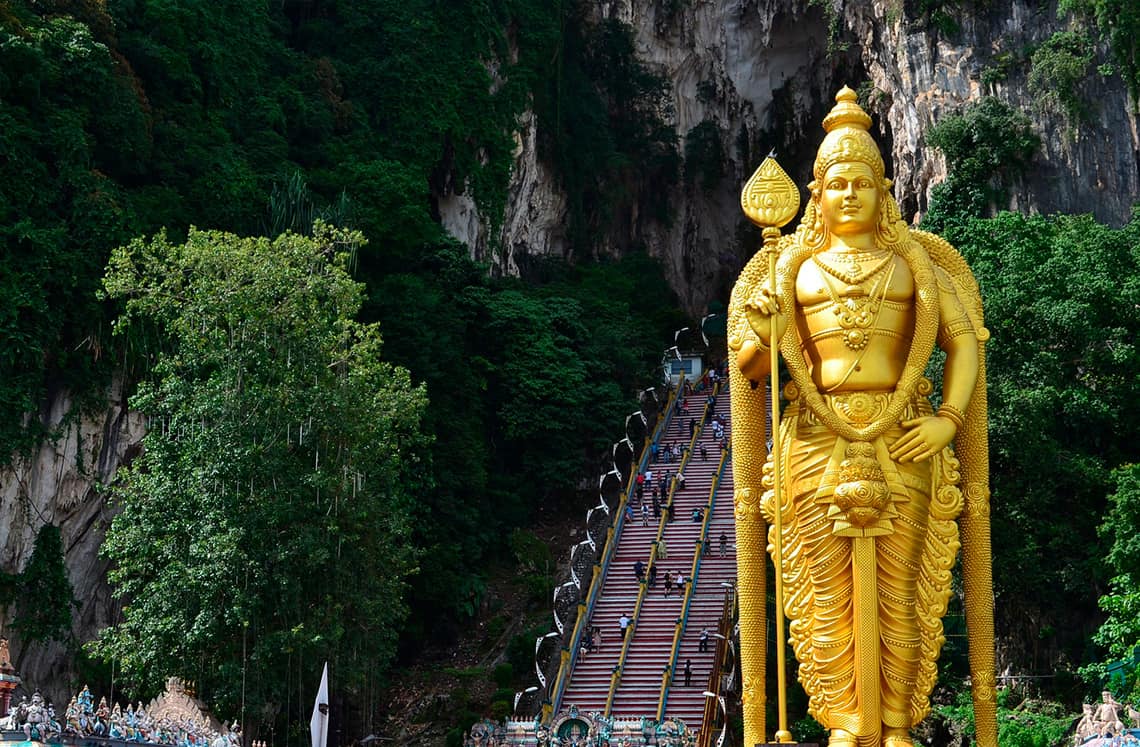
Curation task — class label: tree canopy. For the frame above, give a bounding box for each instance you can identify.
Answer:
[95,225,429,722]
[1091,465,1140,697]
[928,205,1140,682]
[0,0,683,676]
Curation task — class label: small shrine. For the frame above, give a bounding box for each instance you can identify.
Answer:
[0,639,19,718]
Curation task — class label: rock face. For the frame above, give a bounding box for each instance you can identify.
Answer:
[0,380,145,706]
[439,111,570,279]
[849,0,1140,223]
[437,0,1139,314]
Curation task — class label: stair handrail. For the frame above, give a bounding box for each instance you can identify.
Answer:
[656,432,728,722]
[697,584,737,747]
[604,379,718,716]
[545,373,685,721]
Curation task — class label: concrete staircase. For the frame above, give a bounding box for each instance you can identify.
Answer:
[559,385,736,730]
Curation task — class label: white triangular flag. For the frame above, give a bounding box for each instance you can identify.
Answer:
[310,662,329,747]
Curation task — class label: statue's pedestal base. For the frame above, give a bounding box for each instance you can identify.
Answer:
[756,743,819,747]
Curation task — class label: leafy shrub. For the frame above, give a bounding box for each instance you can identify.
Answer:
[923,97,1039,225]
[1060,0,1140,109]
[489,699,511,720]
[511,529,553,572]
[493,663,514,688]
[1028,30,1094,121]
[930,210,1140,681]
[507,624,550,681]
[6,525,76,643]
[935,689,1072,747]
[684,120,725,189]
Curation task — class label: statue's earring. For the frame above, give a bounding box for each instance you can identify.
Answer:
[877,195,902,245]
[807,200,826,250]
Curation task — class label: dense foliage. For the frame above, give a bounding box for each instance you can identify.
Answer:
[532,14,680,243]
[372,247,682,644]
[96,225,429,722]
[0,0,683,731]
[1060,0,1140,110]
[922,97,1039,230]
[0,0,677,452]
[0,525,76,644]
[932,688,1073,747]
[0,8,139,455]
[927,101,1140,690]
[942,210,1140,677]
[1028,30,1095,122]
[1089,466,1140,697]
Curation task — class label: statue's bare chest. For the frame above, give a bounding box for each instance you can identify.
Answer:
[795,251,916,354]
[797,251,914,306]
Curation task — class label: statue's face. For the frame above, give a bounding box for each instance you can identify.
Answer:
[819,161,881,237]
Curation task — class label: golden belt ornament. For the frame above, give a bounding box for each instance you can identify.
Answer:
[833,442,891,529]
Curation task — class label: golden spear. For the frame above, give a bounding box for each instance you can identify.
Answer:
[740,154,800,744]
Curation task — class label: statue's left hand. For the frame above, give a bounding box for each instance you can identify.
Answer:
[889,416,957,463]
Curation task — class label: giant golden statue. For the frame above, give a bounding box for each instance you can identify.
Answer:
[728,88,996,747]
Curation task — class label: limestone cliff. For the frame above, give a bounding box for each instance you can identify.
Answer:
[438,0,1139,314]
[0,381,144,706]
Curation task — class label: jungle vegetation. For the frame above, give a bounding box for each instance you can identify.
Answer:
[924,98,1140,708]
[1,0,1140,743]
[0,0,684,735]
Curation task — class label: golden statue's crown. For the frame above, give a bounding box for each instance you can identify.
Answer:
[813,86,885,182]
[822,85,872,132]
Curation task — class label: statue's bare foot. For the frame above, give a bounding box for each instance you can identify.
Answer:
[883,726,914,746]
[829,729,857,747]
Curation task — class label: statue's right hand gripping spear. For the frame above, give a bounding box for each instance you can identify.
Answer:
[740,154,800,744]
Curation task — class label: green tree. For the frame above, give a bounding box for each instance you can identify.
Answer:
[0,11,146,456]
[95,224,428,729]
[938,210,1140,676]
[1028,30,1095,121]
[923,97,1039,227]
[684,120,725,189]
[1060,0,1140,110]
[1090,465,1140,696]
[5,525,76,644]
[368,245,681,643]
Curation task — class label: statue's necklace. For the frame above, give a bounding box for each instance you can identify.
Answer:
[814,255,896,351]
[812,248,894,285]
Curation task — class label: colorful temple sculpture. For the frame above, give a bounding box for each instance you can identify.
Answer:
[1073,691,1140,745]
[1,675,243,747]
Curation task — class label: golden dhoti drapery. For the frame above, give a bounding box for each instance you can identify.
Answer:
[763,389,963,738]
